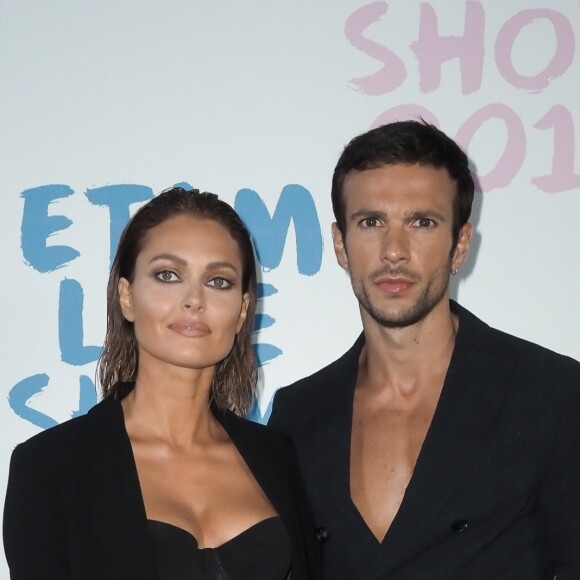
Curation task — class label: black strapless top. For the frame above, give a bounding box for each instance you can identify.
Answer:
[148,516,292,580]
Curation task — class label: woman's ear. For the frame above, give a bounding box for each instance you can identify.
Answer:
[236,293,250,333]
[118,278,135,322]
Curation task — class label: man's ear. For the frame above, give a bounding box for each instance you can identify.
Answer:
[236,293,250,333]
[451,222,473,272]
[331,223,349,270]
[118,278,135,322]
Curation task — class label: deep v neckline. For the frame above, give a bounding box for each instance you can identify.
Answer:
[344,340,442,547]
[343,348,393,546]
[120,402,280,546]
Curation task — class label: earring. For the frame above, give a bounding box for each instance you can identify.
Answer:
[451,268,458,276]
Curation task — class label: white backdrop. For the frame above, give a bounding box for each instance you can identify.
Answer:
[1,0,579,576]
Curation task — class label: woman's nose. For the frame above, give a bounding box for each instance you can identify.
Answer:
[181,284,205,312]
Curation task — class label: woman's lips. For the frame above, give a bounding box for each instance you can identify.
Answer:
[168,320,210,337]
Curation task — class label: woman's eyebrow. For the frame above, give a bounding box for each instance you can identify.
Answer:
[148,253,187,266]
[206,261,239,273]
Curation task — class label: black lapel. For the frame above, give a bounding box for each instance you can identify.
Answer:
[213,405,310,577]
[371,302,515,577]
[297,335,383,574]
[81,398,157,579]
[213,404,293,517]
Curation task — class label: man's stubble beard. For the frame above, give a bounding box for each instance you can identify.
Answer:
[351,264,452,329]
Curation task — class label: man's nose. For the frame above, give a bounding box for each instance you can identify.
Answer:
[379,225,410,264]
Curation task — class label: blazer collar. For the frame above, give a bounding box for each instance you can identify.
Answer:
[209,403,310,578]
[88,397,285,578]
[374,302,514,576]
[212,404,292,522]
[85,396,157,578]
[91,395,304,577]
[324,302,515,577]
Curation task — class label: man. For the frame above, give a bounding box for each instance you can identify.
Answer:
[269,120,580,579]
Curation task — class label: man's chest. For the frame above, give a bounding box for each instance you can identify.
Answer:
[350,394,439,541]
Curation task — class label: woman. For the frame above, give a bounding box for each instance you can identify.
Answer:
[4,187,321,579]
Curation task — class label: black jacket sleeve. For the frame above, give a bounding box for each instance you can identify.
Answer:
[3,441,70,579]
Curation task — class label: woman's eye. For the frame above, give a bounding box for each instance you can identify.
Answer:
[208,277,232,289]
[155,270,179,283]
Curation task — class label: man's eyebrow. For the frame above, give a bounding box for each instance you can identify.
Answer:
[348,208,388,221]
[405,209,448,222]
[348,208,449,222]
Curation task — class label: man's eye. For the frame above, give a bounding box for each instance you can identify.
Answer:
[155,270,179,283]
[415,218,435,228]
[361,217,380,228]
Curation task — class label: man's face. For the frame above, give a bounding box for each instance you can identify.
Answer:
[332,163,472,329]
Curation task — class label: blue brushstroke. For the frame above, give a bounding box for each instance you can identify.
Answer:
[254,313,275,331]
[258,283,278,298]
[85,184,154,266]
[20,184,80,272]
[70,375,98,418]
[59,279,102,365]
[8,374,59,430]
[173,182,194,190]
[235,184,323,275]
[254,342,283,366]
[246,394,274,425]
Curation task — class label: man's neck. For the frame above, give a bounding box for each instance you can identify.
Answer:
[358,300,458,399]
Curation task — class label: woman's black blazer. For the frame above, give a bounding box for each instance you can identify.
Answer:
[3,396,322,579]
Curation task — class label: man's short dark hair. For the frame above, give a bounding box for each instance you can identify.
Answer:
[331,120,475,246]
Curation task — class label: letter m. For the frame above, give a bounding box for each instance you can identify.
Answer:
[234,185,322,276]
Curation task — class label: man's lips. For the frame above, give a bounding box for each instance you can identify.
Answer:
[168,320,210,337]
[374,277,415,293]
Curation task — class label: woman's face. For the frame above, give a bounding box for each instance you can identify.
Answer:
[118,214,249,376]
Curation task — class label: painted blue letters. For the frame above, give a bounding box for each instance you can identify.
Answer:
[59,278,102,365]
[85,184,154,266]
[70,375,98,418]
[20,184,80,272]
[8,374,59,429]
[9,374,97,429]
[13,183,324,429]
[235,184,323,275]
